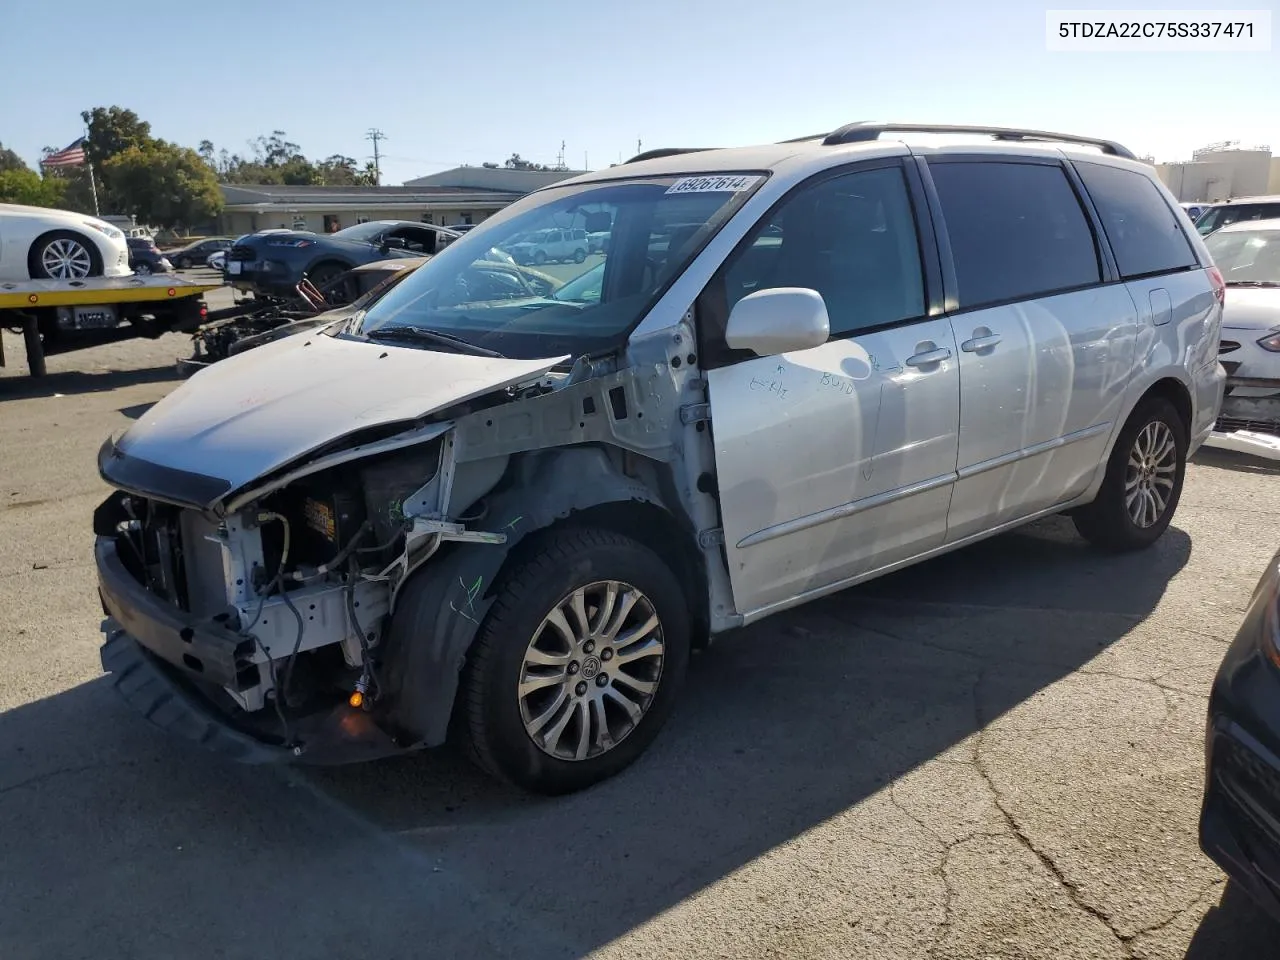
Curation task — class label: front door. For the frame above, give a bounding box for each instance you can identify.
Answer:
[923,157,1138,541]
[702,162,961,620]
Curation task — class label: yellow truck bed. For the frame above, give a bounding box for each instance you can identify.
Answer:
[0,275,221,311]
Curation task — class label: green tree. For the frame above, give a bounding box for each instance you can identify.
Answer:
[0,142,29,174]
[0,167,67,207]
[81,106,152,169]
[103,141,223,229]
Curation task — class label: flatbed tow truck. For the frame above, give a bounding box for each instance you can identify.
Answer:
[0,274,221,378]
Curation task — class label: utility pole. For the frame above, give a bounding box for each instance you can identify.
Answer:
[637,137,642,155]
[556,140,566,170]
[365,128,387,185]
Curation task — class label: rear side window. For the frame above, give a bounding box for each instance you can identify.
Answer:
[1075,162,1199,278]
[929,161,1101,310]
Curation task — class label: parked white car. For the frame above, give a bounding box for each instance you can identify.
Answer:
[1203,219,1280,437]
[0,203,132,281]
[207,250,227,271]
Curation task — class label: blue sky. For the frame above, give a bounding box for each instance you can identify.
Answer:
[1,0,1276,184]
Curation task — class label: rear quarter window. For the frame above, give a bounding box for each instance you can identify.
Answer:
[1075,162,1199,278]
[928,160,1101,310]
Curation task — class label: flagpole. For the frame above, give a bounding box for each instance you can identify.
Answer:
[84,129,100,216]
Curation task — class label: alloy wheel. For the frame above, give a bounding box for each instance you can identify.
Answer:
[517,580,666,761]
[41,238,93,279]
[1125,421,1177,528]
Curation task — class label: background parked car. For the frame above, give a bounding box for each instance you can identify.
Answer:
[1201,218,1280,436]
[503,227,590,264]
[207,250,227,271]
[0,202,131,281]
[1181,202,1211,222]
[165,237,235,269]
[125,236,173,275]
[1196,196,1280,236]
[223,220,460,298]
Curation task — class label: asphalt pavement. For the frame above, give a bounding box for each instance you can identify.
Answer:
[2,295,1280,959]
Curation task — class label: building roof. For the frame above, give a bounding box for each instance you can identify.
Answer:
[403,165,588,192]
[220,183,523,210]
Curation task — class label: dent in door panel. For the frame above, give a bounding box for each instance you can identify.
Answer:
[946,285,1139,541]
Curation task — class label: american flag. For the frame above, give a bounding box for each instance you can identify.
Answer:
[41,137,87,168]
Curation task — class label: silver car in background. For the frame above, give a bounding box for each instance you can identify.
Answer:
[93,123,1225,796]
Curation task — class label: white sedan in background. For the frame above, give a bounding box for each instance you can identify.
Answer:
[207,250,227,271]
[0,203,132,281]
[1202,218,1280,459]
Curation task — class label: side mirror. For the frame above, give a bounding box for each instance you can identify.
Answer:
[725,287,830,357]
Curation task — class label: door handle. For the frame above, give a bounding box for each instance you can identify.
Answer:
[905,346,952,368]
[961,334,1002,353]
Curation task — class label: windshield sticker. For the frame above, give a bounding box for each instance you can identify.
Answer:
[665,175,762,196]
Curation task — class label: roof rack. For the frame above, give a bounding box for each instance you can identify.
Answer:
[820,122,1137,160]
[624,147,714,164]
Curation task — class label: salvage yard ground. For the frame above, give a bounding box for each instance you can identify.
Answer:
[3,303,1280,959]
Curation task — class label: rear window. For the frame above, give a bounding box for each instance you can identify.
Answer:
[1075,162,1199,278]
[929,160,1101,310]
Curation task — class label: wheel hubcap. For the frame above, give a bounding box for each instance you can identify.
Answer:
[518,580,665,762]
[1124,421,1177,529]
[42,238,92,279]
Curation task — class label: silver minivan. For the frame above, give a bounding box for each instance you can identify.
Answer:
[95,123,1226,794]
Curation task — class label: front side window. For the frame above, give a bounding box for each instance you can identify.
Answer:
[929,160,1101,309]
[1075,162,1198,279]
[352,173,764,360]
[718,165,926,339]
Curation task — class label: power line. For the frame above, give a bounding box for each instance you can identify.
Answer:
[365,128,387,185]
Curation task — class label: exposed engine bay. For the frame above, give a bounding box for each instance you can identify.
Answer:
[93,320,733,762]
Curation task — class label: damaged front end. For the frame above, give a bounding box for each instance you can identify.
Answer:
[93,324,729,766]
[1204,373,1280,462]
[94,419,502,763]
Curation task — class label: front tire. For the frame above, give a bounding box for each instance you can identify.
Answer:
[29,231,101,280]
[176,256,192,270]
[532,250,547,265]
[133,262,152,276]
[573,248,586,263]
[1073,396,1187,551]
[462,527,690,794]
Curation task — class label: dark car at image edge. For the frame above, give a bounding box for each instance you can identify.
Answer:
[1200,547,1280,924]
[224,221,460,298]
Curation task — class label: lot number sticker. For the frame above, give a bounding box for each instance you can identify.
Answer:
[665,175,762,195]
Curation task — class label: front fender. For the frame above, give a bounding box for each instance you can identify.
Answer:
[380,446,665,748]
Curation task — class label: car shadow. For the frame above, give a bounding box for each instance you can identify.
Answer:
[0,364,178,402]
[1184,882,1280,958]
[1193,446,1280,476]
[0,517,1209,959]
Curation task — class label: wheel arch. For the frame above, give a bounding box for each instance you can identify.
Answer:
[380,445,704,749]
[26,228,104,278]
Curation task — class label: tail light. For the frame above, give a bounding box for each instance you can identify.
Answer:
[1208,266,1226,305]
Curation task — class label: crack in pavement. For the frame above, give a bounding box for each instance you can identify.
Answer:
[0,759,150,797]
[971,665,1138,958]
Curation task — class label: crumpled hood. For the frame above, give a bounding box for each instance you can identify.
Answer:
[110,330,566,500]
[1221,287,1280,332]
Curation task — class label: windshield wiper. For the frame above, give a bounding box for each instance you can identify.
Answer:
[1225,280,1280,288]
[365,324,505,358]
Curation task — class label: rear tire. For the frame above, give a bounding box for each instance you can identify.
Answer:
[532,250,547,265]
[134,262,152,276]
[461,527,690,795]
[1072,396,1187,551]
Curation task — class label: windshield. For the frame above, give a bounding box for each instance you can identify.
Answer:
[1205,228,1280,285]
[332,222,388,243]
[353,173,764,359]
